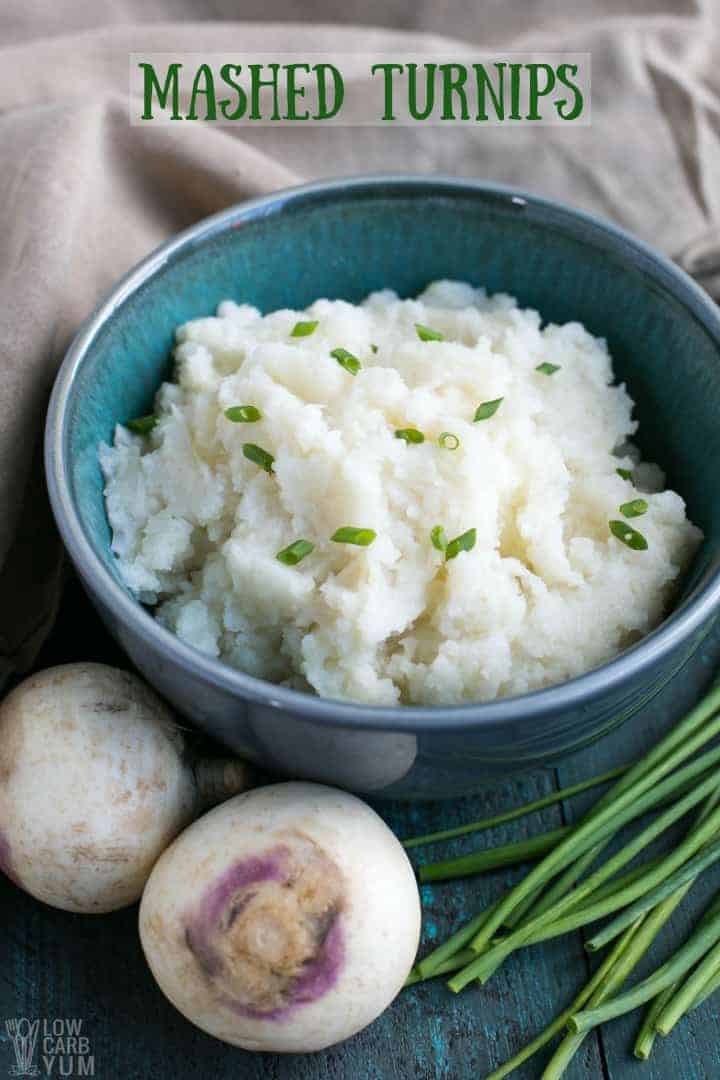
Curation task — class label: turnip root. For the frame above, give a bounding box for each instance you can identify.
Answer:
[139,782,420,1052]
[0,663,253,913]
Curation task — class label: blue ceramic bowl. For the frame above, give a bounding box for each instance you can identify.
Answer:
[45,175,720,798]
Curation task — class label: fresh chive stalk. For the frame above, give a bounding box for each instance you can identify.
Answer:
[569,907,720,1033]
[655,937,720,1035]
[225,405,262,423]
[395,428,425,444]
[430,526,448,553]
[451,701,720,980]
[484,923,637,1080]
[445,528,476,561]
[276,539,314,566]
[416,904,501,980]
[473,398,503,422]
[405,948,476,987]
[330,526,376,546]
[415,323,444,342]
[418,827,568,883]
[586,789,720,952]
[636,891,720,1052]
[330,347,361,375]
[610,519,648,550]
[402,765,627,850]
[451,753,720,989]
[620,498,648,518]
[290,320,318,337]
[127,414,157,434]
[242,443,274,472]
[545,895,684,1079]
[438,432,460,450]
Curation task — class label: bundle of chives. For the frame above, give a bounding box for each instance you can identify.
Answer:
[403,677,720,1077]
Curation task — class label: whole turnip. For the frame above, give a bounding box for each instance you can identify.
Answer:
[140,782,420,1052]
[0,663,252,913]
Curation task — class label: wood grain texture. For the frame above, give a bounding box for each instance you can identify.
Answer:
[0,575,719,1079]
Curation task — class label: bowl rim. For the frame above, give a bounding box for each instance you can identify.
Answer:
[45,172,720,733]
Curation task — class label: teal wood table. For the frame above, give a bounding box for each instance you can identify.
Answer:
[1,575,719,1080]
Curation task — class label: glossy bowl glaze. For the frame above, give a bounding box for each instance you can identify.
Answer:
[45,176,720,798]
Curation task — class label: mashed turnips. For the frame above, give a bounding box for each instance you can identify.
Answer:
[100,282,701,706]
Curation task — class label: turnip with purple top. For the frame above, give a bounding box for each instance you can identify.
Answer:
[139,782,421,1052]
[0,663,253,913]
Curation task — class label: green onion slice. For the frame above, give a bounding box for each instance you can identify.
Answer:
[276,539,314,565]
[474,398,504,422]
[438,432,460,451]
[291,320,318,337]
[370,343,379,354]
[330,347,361,376]
[395,428,425,444]
[415,323,444,342]
[609,519,648,550]
[225,405,262,423]
[330,526,376,547]
[242,443,274,473]
[620,498,648,519]
[616,467,633,481]
[445,528,477,561]
[431,526,448,552]
[536,362,561,375]
[127,414,157,435]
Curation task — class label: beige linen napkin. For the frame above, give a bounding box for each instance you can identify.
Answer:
[1,1,719,684]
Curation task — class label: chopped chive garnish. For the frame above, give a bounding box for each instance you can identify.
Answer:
[609,519,648,550]
[127,414,157,435]
[276,539,314,565]
[438,432,460,450]
[330,347,361,376]
[617,467,633,481]
[225,405,262,423]
[330,526,376,546]
[415,323,444,342]
[431,525,448,552]
[291,320,318,338]
[242,443,274,473]
[370,343,379,354]
[474,398,504,422]
[536,362,561,375]
[620,498,648,519]
[445,528,477,561]
[395,428,425,444]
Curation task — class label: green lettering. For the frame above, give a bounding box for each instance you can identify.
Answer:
[218,64,247,120]
[139,62,182,120]
[371,63,403,121]
[439,64,469,121]
[407,63,435,120]
[555,63,584,120]
[526,63,556,120]
[249,64,281,121]
[285,63,311,120]
[474,62,505,121]
[508,62,523,120]
[313,63,344,119]
[187,64,217,121]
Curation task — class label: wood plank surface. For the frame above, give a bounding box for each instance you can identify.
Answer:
[1,573,718,1079]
